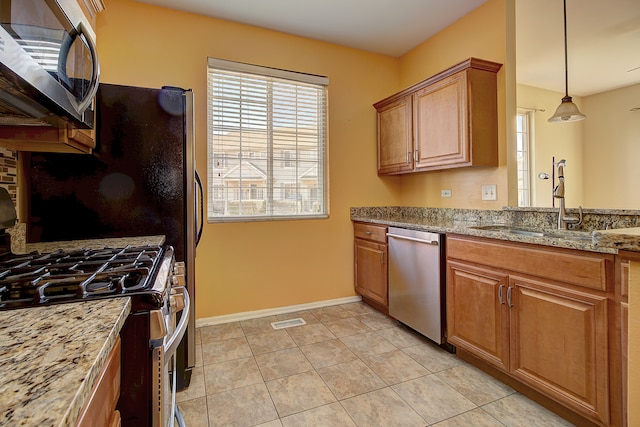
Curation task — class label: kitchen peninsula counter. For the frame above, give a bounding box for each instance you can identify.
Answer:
[351,206,640,254]
[0,297,131,427]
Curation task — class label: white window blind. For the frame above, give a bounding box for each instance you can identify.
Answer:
[516,110,532,207]
[207,58,328,221]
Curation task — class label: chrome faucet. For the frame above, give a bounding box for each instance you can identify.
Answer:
[553,159,583,229]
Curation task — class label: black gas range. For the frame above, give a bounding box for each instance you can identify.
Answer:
[0,243,189,427]
[0,245,170,312]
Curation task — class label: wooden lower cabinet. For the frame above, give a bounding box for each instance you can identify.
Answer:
[447,261,509,371]
[76,337,121,427]
[509,275,609,424]
[447,235,614,426]
[353,222,388,310]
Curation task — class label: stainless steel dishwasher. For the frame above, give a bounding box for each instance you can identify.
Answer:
[387,227,445,344]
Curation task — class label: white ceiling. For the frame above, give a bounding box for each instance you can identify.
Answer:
[135,0,487,57]
[136,0,640,97]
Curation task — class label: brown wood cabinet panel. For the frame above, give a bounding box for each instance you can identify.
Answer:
[620,260,629,299]
[377,96,413,174]
[0,124,96,154]
[354,238,388,307]
[621,301,628,427]
[414,72,468,169]
[76,337,121,427]
[77,0,106,29]
[447,261,509,371]
[447,235,612,291]
[374,58,501,175]
[509,276,609,425]
[447,234,615,425]
[353,222,388,244]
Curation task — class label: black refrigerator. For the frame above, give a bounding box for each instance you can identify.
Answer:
[21,83,202,390]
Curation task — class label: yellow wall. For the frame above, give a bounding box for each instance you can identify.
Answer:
[395,0,510,209]
[516,84,584,207]
[97,0,509,318]
[97,0,402,317]
[582,83,640,209]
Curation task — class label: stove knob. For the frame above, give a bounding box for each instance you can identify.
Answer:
[172,274,185,288]
[170,292,185,313]
[174,261,186,275]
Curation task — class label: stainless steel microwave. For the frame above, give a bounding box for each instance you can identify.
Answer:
[0,0,99,129]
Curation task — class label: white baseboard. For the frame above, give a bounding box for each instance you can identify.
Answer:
[195,295,362,327]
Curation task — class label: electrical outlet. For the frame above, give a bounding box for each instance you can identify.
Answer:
[482,184,497,201]
[441,189,452,198]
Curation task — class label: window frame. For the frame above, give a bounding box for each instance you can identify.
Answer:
[516,109,533,207]
[206,58,329,222]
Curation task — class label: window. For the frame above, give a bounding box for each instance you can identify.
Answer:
[207,58,328,221]
[516,111,532,207]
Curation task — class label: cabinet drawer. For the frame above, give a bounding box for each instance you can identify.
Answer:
[354,222,388,243]
[447,235,612,291]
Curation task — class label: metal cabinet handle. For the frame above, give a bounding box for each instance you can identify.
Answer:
[365,231,372,235]
[507,286,513,307]
[414,149,419,162]
[386,233,439,245]
[498,284,504,304]
[380,251,385,265]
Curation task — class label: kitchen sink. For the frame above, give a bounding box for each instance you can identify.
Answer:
[469,225,593,242]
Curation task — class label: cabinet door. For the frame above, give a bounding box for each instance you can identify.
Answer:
[354,238,388,307]
[447,261,509,371]
[376,96,413,175]
[413,71,468,170]
[509,276,609,425]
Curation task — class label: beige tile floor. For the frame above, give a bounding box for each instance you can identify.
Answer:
[176,301,574,427]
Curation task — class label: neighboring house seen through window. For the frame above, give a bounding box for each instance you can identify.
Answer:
[207,58,329,220]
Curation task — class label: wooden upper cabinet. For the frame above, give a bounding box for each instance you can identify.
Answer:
[377,96,413,174]
[0,125,96,154]
[374,58,502,175]
[77,0,106,31]
[414,71,468,169]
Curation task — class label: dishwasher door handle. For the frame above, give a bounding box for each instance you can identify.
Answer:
[386,233,439,245]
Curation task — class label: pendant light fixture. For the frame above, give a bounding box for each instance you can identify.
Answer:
[548,0,586,123]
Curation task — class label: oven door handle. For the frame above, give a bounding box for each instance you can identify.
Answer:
[164,286,190,357]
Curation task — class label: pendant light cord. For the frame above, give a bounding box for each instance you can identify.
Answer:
[563,0,569,97]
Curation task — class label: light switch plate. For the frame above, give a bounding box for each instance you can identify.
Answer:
[441,189,452,198]
[482,184,497,201]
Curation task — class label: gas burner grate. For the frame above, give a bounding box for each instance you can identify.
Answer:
[0,245,167,309]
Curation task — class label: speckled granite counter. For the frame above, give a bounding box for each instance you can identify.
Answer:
[22,235,166,254]
[351,206,640,254]
[0,298,131,427]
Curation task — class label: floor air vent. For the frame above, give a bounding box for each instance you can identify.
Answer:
[271,318,307,330]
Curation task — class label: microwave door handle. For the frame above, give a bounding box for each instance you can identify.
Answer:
[75,22,100,113]
[58,22,100,114]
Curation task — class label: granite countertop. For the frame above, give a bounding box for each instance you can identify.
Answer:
[22,235,165,255]
[0,298,131,427]
[351,207,640,254]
